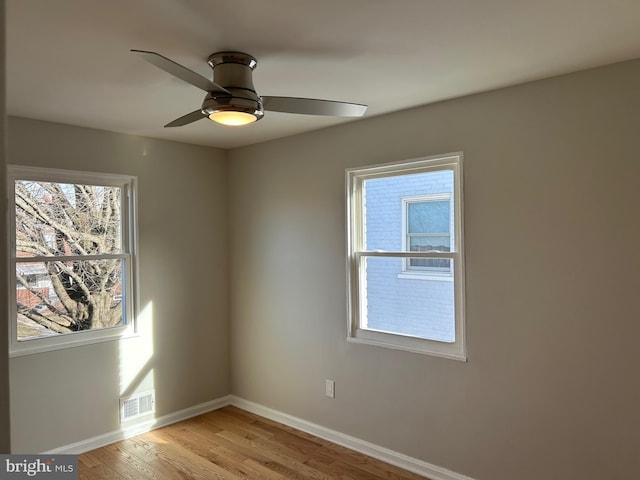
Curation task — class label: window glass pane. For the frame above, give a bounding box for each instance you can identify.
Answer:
[409,235,450,252]
[408,258,451,269]
[16,259,125,341]
[362,256,455,342]
[408,235,451,269]
[408,201,449,234]
[363,169,453,251]
[15,180,122,257]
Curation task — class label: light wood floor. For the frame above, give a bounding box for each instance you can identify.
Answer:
[79,405,429,480]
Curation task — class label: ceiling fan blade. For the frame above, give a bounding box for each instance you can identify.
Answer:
[131,49,229,96]
[164,109,207,128]
[262,96,367,117]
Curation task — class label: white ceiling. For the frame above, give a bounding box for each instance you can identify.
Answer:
[7,0,640,149]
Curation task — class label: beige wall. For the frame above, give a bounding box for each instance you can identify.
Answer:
[228,59,640,480]
[0,0,11,453]
[7,118,230,452]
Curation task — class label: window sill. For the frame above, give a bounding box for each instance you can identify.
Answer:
[348,328,467,361]
[397,272,454,282]
[9,325,137,357]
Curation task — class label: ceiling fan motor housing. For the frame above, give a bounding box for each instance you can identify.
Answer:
[202,52,264,120]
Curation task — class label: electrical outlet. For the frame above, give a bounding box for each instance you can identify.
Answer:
[325,379,335,398]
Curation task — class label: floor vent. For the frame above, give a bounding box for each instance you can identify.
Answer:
[120,391,155,423]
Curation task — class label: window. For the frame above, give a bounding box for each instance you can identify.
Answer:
[8,166,138,356]
[403,194,452,274]
[346,153,466,360]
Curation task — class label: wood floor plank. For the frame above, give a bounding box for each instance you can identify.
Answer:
[304,457,374,480]
[321,443,428,480]
[209,410,277,439]
[158,424,256,479]
[118,436,196,479]
[238,458,291,480]
[146,429,247,480]
[89,442,156,480]
[79,406,429,480]
[78,450,103,469]
[78,462,127,480]
[216,429,344,480]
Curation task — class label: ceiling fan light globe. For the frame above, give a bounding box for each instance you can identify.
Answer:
[208,111,258,126]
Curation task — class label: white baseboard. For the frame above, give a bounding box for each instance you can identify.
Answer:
[44,395,232,454]
[45,394,475,480]
[229,396,476,480]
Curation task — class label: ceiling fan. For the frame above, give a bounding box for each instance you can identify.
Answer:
[132,50,368,127]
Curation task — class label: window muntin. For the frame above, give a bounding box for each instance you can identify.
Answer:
[8,166,137,356]
[346,153,466,360]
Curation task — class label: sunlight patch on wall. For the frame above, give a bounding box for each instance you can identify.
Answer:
[119,301,155,397]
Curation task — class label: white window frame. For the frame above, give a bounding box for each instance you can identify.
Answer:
[346,153,466,361]
[7,165,139,356]
[400,193,453,280]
